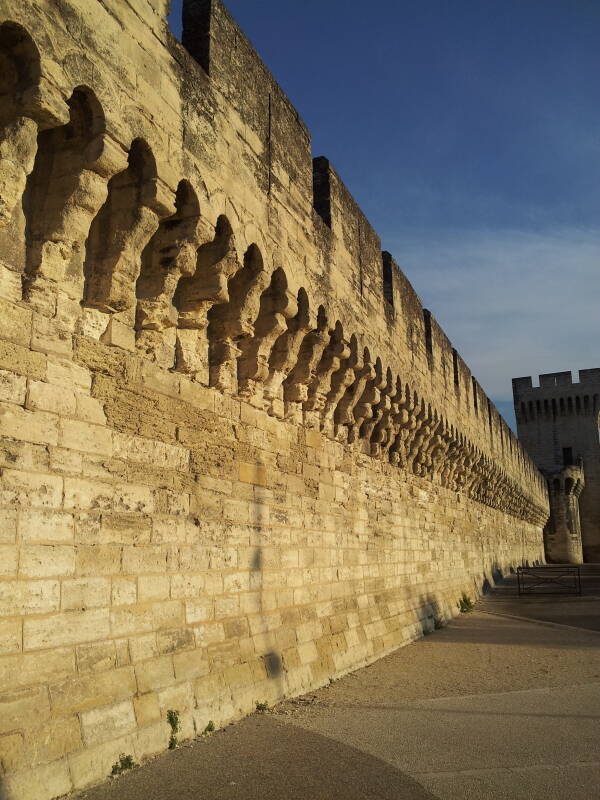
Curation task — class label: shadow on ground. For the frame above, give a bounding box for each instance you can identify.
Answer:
[78,715,437,800]
[478,566,600,633]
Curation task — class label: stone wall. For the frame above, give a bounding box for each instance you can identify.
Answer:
[0,0,548,797]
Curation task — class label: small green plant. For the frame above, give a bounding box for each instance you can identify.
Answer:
[255,700,268,712]
[167,709,180,749]
[203,720,215,734]
[458,593,474,613]
[111,753,137,776]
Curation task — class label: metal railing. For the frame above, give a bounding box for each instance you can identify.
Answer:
[517,565,581,596]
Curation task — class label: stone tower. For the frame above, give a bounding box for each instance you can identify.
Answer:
[513,369,600,562]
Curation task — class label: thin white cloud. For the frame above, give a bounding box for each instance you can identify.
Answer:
[387,226,600,409]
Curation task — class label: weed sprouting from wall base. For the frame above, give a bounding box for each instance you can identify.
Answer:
[111,754,137,776]
[167,709,180,749]
[458,593,474,613]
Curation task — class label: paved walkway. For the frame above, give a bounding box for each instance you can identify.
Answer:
[77,583,600,800]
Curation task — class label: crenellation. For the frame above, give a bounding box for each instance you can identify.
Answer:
[0,1,549,797]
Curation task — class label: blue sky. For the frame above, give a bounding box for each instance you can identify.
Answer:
[168,1,600,428]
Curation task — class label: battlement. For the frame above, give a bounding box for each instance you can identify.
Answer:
[513,369,600,425]
[514,369,600,394]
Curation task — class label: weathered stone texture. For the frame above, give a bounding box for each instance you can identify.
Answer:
[0,0,548,797]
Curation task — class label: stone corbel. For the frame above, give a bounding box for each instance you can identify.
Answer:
[263,302,314,417]
[282,320,330,421]
[303,326,347,425]
[237,285,299,406]
[0,78,67,227]
[320,339,356,437]
[361,369,393,448]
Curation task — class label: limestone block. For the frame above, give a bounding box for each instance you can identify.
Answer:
[75,544,122,576]
[193,623,225,647]
[0,544,17,577]
[0,730,24,772]
[113,484,155,514]
[49,666,137,716]
[25,715,83,766]
[0,300,32,348]
[157,683,195,723]
[19,510,74,543]
[0,509,17,542]
[26,380,76,416]
[111,577,137,606]
[172,649,210,681]
[0,686,51,735]
[59,419,113,456]
[129,634,159,664]
[0,263,22,303]
[80,699,137,747]
[0,368,26,404]
[31,315,72,357]
[100,317,135,351]
[0,580,59,616]
[0,341,46,380]
[76,641,117,673]
[135,654,174,692]
[61,577,111,610]
[68,733,136,790]
[184,599,214,624]
[0,403,59,446]
[239,462,268,486]
[23,608,110,650]
[78,308,110,340]
[134,721,167,761]
[75,393,106,424]
[157,627,194,655]
[138,574,170,602]
[46,357,92,392]
[0,468,63,509]
[0,618,21,655]
[0,648,75,696]
[170,574,204,599]
[6,758,72,800]
[113,432,190,471]
[115,638,131,666]
[133,691,161,727]
[19,544,75,578]
[63,477,114,511]
[122,545,166,574]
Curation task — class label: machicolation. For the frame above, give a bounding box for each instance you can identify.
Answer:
[0,0,548,797]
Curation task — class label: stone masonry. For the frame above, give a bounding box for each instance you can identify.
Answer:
[513,369,600,563]
[0,1,548,797]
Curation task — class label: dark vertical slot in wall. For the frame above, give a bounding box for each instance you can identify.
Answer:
[487,399,493,441]
[472,377,478,413]
[382,252,394,307]
[422,309,433,370]
[182,0,212,75]
[452,348,459,389]
[312,156,331,228]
